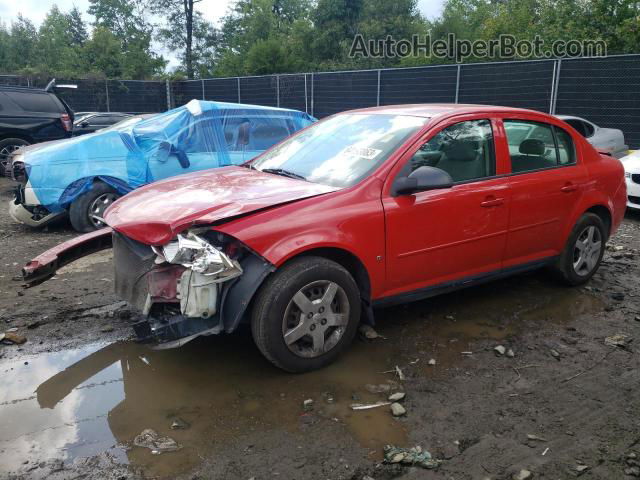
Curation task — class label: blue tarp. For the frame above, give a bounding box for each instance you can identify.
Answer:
[23,100,316,212]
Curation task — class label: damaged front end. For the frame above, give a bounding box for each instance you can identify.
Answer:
[24,228,275,349]
[113,229,274,348]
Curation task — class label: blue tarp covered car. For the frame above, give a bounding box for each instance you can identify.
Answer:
[9,100,315,232]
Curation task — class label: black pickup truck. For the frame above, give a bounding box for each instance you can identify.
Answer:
[0,81,75,175]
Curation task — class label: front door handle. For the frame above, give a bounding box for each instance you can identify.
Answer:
[561,182,578,193]
[480,196,504,208]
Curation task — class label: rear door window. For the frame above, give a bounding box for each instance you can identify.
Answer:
[504,120,576,173]
[5,91,64,113]
[554,126,576,165]
[504,120,559,173]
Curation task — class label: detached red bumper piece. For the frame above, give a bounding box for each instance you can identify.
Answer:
[22,227,113,288]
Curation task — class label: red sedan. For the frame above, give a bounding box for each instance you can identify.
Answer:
[24,104,627,372]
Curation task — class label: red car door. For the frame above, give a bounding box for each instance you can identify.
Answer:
[381,116,511,299]
[497,117,588,268]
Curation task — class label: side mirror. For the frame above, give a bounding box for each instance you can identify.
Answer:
[394,166,453,195]
[154,141,172,163]
[80,121,89,127]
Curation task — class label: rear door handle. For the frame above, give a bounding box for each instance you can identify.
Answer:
[561,182,578,193]
[480,197,504,208]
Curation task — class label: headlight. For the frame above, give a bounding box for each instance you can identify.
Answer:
[156,232,242,278]
[11,157,26,183]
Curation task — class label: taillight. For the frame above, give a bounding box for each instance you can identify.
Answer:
[61,113,72,132]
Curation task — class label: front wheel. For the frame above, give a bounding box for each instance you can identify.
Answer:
[251,256,361,372]
[553,213,606,286]
[69,182,120,232]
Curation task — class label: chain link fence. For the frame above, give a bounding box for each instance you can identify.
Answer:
[3,54,640,147]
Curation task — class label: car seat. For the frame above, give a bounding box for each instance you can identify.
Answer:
[512,139,555,172]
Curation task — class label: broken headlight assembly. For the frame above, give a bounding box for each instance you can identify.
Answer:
[151,232,243,319]
[155,232,242,278]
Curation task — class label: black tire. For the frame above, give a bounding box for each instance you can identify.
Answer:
[0,138,30,175]
[552,213,607,286]
[251,256,361,373]
[69,182,120,232]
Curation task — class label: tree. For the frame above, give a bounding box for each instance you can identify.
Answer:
[88,0,165,78]
[83,26,125,78]
[151,0,208,79]
[6,15,38,72]
[37,6,84,76]
[67,6,89,46]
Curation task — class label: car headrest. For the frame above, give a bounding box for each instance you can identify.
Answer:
[444,140,478,162]
[519,139,545,156]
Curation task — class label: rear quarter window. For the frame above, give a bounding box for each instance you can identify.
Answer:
[5,91,65,113]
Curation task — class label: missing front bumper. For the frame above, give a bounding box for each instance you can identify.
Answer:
[113,230,275,348]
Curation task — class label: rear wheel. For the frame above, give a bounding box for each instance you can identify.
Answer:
[0,138,29,175]
[251,256,361,372]
[69,182,120,232]
[553,213,606,285]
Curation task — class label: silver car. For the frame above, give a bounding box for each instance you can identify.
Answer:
[557,115,628,159]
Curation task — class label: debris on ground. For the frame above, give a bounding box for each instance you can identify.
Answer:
[494,345,506,356]
[574,464,590,475]
[604,333,633,349]
[513,469,533,480]
[350,401,391,411]
[383,445,440,469]
[388,392,405,402]
[625,466,640,477]
[390,402,406,416]
[1,332,26,345]
[549,348,561,359]
[365,383,392,394]
[100,325,114,333]
[526,434,548,442]
[359,324,385,340]
[395,365,406,380]
[303,399,314,410]
[428,358,436,366]
[170,418,190,430]
[507,348,515,358]
[133,429,182,454]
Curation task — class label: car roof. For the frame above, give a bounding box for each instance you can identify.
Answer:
[347,103,547,119]
[0,85,51,94]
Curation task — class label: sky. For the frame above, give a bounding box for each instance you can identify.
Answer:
[0,0,446,67]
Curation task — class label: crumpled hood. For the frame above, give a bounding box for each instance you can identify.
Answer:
[104,166,340,245]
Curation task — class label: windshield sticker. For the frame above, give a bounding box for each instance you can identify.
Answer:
[342,146,382,160]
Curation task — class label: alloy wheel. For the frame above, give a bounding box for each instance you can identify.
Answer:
[572,225,602,276]
[282,280,350,358]
[0,144,23,170]
[88,193,118,229]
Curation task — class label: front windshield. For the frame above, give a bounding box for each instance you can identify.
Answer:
[250,113,427,188]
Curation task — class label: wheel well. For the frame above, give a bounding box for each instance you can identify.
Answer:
[293,247,372,301]
[585,205,612,239]
[0,134,33,144]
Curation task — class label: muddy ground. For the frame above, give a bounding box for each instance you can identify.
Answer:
[1,174,640,480]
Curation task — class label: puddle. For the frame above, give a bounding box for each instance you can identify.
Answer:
[0,272,603,478]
